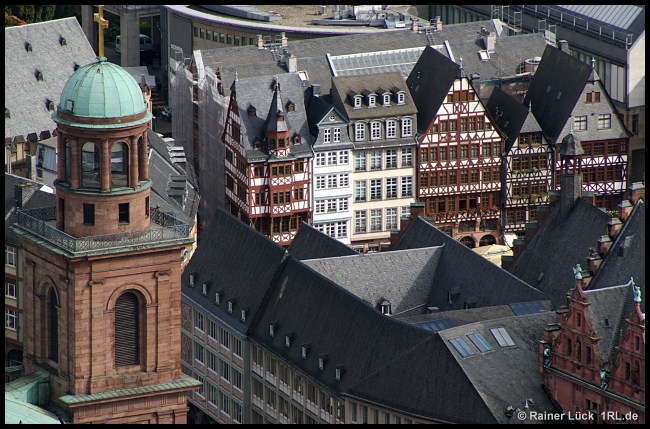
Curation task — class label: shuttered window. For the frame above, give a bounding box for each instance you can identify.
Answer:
[115,292,140,367]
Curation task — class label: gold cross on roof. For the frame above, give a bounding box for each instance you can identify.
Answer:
[93,5,109,59]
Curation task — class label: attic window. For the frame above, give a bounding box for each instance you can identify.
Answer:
[293,134,301,144]
[545,85,551,94]
[248,106,257,117]
[286,101,295,112]
[25,42,32,52]
[59,36,67,46]
[383,94,391,106]
[5,108,10,119]
[285,334,293,348]
[269,323,277,337]
[241,309,247,322]
[301,344,310,359]
[318,355,327,370]
[215,291,222,305]
[335,366,344,381]
[36,70,44,81]
[73,63,80,71]
[368,95,376,107]
[397,92,405,104]
[378,299,392,315]
[329,115,336,121]
[47,99,56,110]
[353,95,362,108]
[227,300,234,313]
[490,327,515,347]
[556,91,562,100]
[201,283,208,296]
[189,273,196,287]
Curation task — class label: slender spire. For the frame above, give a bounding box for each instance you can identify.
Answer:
[93,5,109,59]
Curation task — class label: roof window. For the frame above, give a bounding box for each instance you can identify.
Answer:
[285,333,293,348]
[397,92,406,105]
[353,95,362,108]
[318,355,328,370]
[269,323,277,337]
[490,327,515,347]
[215,290,222,305]
[35,70,44,81]
[59,36,67,46]
[467,332,494,352]
[335,366,344,381]
[241,309,247,322]
[189,273,196,287]
[46,99,55,111]
[25,42,32,52]
[383,93,391,106]
[301,344,310,359]
[201,283,208,296]
[227,300,234,313]
[449,337,476,357]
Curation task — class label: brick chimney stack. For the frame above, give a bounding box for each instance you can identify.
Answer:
[628,182,645,206]
[257,34,264,49]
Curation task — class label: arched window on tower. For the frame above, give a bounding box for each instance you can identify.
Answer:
[64,139,72,183]
[81,142,100,188]
[111,142,129,188]
[48,288,59,363]
[115,291,141,367]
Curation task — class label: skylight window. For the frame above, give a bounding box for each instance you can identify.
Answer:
[449,337,476,357]
[490,327,515,347]
[467,332,494,352]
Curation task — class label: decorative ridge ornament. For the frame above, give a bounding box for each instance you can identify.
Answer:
[93,5,109,60]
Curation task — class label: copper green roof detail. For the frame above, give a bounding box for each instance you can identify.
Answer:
[5,370,62,424]
[55,57,148,120]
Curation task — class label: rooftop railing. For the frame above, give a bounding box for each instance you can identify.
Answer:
[15,207,191,254]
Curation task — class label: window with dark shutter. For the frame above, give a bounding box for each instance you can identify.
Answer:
[48,288,59,362]
[115,292,140,367]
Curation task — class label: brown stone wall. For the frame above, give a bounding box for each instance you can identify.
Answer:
[57,186,151,237]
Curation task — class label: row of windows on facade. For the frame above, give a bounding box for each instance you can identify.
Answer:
[424,193,500,215]
[354,207,405,234]
[354,177,413,201]
[420,142,500,163]
[314,206,412,239]
[431,115,490,134]
[184,365,244,423]
[350,91,407,109]
[419,168,500,188]
[353,118,412,141]
[193,26,257,48]
[573,114,612,131]
[187,340,244,390]
[315,148,415,170]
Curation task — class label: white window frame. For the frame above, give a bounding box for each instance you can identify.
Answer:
[323,128,332,143]
[370,151,382,170]
[401,176,413,198]
[383,93,391,106]
[355,123,365,141]
[5,246,16,267]
[5,278,17,299]
[597,114,611,130]
[315,200,326,214]
[386,207,398,230]
[355,211,367,233]
[370,179,382,201]
[402,118,413,136]
[333,127,341,142]
[397,92,405,104]
[355,181,367,202]
[386,178,398,199]
[386,120,397,138]
[353,96,362,108]
[385,149,397,169]
[339,151,349,165]
[354,152,366,171]
[327,152,338,165]
[316,175,326,190]
[315,153,326,167]
[327,175,338,189]
[401,147,413,167]
[370,209,383,232]
[371,122,381,140]
[368,95,376,107]
[339,173,349,188]
[5,308,17,330]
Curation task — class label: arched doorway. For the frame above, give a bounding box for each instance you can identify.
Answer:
[460,236,476,248]
[479,234,497,246]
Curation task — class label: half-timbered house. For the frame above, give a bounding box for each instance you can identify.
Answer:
[524,45,631,211]
[221,73,313,246]
[407,46,503,248]
[486,87,552,237]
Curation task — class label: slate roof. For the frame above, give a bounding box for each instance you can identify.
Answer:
[181,209,288,334]
[406,46,460,134]
[196,18,548,96]
[588,201,645,312]
[583,281,636,369]
[330,72,417,120]
[147,129,200,226]
[556,5,645,44]
[303,247,443,317]
[508,198,611,309]
[5,17,97,140]
[436,312,557,423]
[232,73,313,161]
[395,217,548,311]
[523,45,592,144]
[5,173,55,245]
[485,86,544,153]
[288,222,357,261]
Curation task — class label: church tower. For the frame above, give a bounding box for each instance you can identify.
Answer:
[11,10,199,423]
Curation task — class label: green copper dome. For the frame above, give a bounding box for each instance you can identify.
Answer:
[54,58,150,127]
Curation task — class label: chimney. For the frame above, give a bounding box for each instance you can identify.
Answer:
[25,155,37,180]
[586,250,603,275]
[628,182,645,205]
[409,202,425,220]
[15,181,36,208]
[257,34,264,49]
[618,236,632,257]
[524,221,538,244]
[558,40,570,53]
[280,32,288,48]
[411,18,419,32]
[608,217,622,240]
[389,230,400,250]
[501,254,514,270]
[480,27,496,52]
[513,238,526,259]
[597,235,612,257]
[535,205,551,228]
[433,16,443,31]
[333,5,341,20]
[310,84,321,97]
[617,199,632,222]
[559,174,582,220]
[321,6,327,16]
[286,53,297,73]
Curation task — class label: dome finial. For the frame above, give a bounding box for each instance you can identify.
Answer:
[93,5,109,60]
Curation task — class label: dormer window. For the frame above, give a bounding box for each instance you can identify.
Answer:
[301,344,310,359]
[25,42,32,52]
[201,283,208,296]
[5,108,10,119]
[378,299,392,315]
[248,106,257,117]
[397,92,405,104]
[285,334,293,348]
[35,70,44,81]
[318,355,327,370]
[46,99,55,111]
[228,300,234,313]
[353,95,362,108]
[335,366,344,381]
[383,94,391,106]
[286,101,295,112]
[189,274,196,287]
[270,323,277,337]
[59,36,67,46]
[241,309,247,322]
[368,95,376,107]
